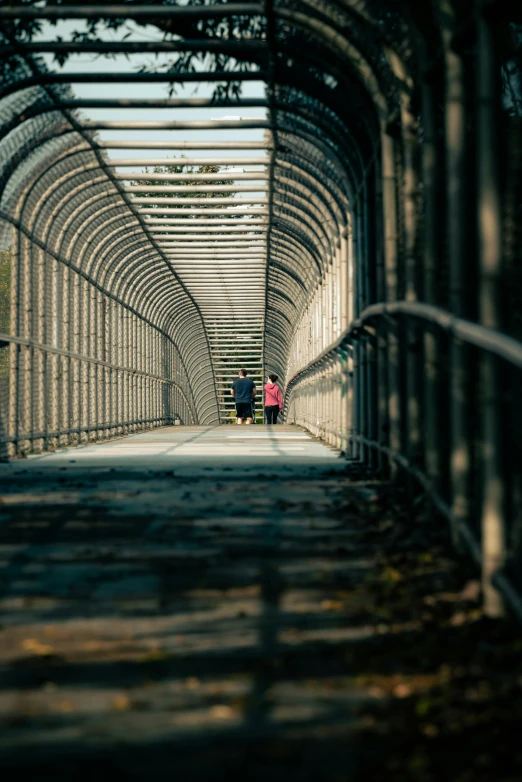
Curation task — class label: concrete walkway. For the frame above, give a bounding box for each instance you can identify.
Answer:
[1,425,503,781]
[12,424,343,472]
[0,425,381,780]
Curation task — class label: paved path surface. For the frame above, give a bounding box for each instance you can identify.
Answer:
[9,424,343,471]
[1,426,518,781]
[0,426,378,780]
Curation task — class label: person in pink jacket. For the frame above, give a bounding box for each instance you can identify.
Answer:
[264,373,284,425]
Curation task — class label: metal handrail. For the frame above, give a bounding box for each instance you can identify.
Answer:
[286,299,522,391]
[284,300,522,624]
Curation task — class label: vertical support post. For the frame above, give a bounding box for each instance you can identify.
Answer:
[363,176,377,468]
[477,4,505,617]
[445,32,472,547]
[421,74,442,505]
[374,151,388,473]
[8,234,20,457]
[71,267,80,445]
[401,98,423,485]
[340,233,349,330]
[49,249,59,450]
[61,258,69,446]
[343,221,355,457]
[381,130,401,475]
[354,199,365,462]
[34,245,46,451]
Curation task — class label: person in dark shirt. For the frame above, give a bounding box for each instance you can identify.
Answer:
[230,368,257,424]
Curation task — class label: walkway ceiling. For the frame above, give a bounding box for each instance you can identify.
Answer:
[0,1,470,422]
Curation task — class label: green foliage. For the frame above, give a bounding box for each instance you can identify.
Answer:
[2,1,264,95]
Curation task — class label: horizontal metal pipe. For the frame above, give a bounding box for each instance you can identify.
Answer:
[0,5,264,18]
[153,235,267,240]
[181,293,263,296]
[0,332,191,393]
[121,173,268,182]
[210,341,263,343]
[0,71,266,99]
[153,234,267,239]
[154,239,266,245]
[207,320,264,323]
[160,248,265,253]
[151,229,267,235]
[194,305,263,308]
[112,158,268,167]
[156,241,266,246]
[132,197,268,204]
[158,251,265,256]
[181,278,265,281]
[361,301,522,369]
[181,288,265,292]
[2,40,268,54]
[138,207,269,215]
[149,226,268,232]
[171,264,265,267]
[48,98,268,109]
[163,253,267,258]
[286,300,522,398]
[155,239,267,245]
[126,184,268,192]
[178,280,264,284]
[145,218,268,224]
[83,120,270,129]
[100,141,271,149]
[199,305,264,308]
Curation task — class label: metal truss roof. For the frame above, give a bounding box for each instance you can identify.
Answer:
[0,0,503,425]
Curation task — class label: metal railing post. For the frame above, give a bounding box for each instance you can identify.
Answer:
[477,4,506,617]
[381,130,401,475]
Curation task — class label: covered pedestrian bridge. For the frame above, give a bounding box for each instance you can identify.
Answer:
[0,1,522,777]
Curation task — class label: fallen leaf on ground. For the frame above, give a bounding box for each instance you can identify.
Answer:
[210,705,236,719]
[112,694,131,711]
[321,599,343,611]
[52,700,74,713]
[459,580,481,602]
[22,639,55,656]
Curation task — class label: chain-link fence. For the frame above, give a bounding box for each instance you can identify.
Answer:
[0,1,521,619]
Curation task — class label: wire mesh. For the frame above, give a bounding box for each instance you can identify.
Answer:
[0,1,521,617]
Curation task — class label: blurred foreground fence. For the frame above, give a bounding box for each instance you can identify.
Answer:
[285,301,522,623]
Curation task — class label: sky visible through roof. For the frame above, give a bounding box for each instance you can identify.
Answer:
[30,17,270,419]
[35,19,268,172]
